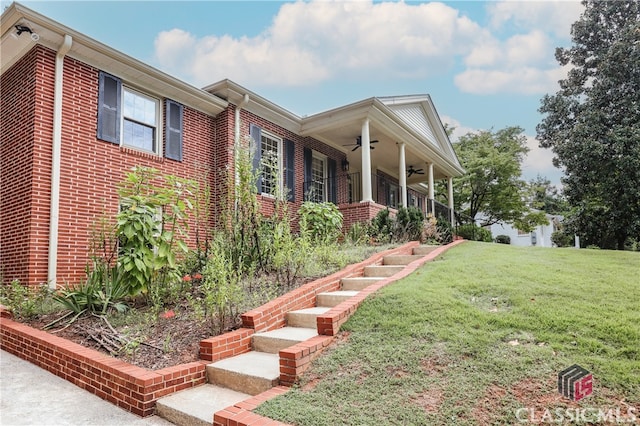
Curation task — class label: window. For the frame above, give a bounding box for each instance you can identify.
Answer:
[260,131,282,197]
[122,88,158,152]
[308,153,327,203]
[97,72,183,160]
[250,124,295,201]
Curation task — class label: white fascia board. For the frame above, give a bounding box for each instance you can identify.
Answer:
[2,3,228,116]
[203,79,302,133]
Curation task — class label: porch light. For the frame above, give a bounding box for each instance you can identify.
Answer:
[341,159,350,172]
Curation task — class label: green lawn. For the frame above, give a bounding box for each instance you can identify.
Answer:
[255,242,640,425]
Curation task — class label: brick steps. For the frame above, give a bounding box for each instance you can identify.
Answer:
[154,243,450,425]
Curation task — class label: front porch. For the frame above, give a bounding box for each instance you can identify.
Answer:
[304,170,456,232]
[298,94,464,232]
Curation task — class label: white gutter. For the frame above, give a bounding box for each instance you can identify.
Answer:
[47,34,72,289]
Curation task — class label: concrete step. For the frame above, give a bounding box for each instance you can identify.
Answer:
[155,384,250,426]
[286,307,331,328]
[317,290,359,307]
[363,265,405,277]
[252,327,318,353]
[382,254,424,265]
[341,277,383,291]
[413,245,439,256]
[207,352,280,396]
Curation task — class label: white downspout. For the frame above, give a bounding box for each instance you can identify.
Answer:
[448,176,455,225]
[47,34,72,290]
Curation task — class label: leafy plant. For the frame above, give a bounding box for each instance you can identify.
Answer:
[116,166,196,298]
[551,230,573,248]
[52,262,129,317]
[298,201,343,244]
[346,221,371,245]
[370,208,394,243]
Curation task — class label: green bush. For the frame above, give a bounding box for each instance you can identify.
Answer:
[345,221,371,245]
[0,280,51,320]
[298,202,343,244]
[370,208,394,243]
[456,223,492,242]
[551,230,573,247]
[436,218,453,244]
[495,235,511,244]
[395,206,425,241]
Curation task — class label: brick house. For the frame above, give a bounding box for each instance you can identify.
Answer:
[0,3,464,288]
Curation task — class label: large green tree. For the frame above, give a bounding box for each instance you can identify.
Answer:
[452,127,535,227]
[537,0,640,249]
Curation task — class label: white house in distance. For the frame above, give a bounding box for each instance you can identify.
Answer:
[488,214,563,247]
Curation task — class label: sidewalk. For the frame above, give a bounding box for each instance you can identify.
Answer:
[0,350,173,426]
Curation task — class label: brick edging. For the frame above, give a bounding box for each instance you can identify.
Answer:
[0,318,207,417]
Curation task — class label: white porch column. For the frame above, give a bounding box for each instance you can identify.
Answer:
[361,119,373,202]
[428,162,435,214]
[448,176,455,225]
[398,142,407,207]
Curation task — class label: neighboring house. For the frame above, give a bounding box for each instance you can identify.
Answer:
[489,214,563,247]
[0,3,464,288]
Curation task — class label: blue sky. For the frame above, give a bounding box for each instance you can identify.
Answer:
[3,0,585,187]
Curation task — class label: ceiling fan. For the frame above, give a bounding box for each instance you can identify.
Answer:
[343,136,379,152]
[407,165,425,177]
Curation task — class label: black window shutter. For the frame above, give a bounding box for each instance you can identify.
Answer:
[328,158,337,204]
[165,99,183,161]
[303,147,313,201]
[284,139,295,201]
[249,124,262,193]
[97,72,121,144]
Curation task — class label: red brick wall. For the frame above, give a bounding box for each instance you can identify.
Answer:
[0,46,54,285]
[1,46,219,286]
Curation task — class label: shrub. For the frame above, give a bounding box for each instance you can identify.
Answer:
[456,223,492,242]
[0,280,51,320]
[437,218,453,244]
[346,221,371,245]
[370,208,394,243]
[421,214,440,244]
[551,230,573,248]
[53,262,129,318]
[495,235,511,244]
[395,206,425,241]
[298,201,343,244]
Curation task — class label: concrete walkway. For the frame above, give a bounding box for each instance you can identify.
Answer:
[0,350,173,426]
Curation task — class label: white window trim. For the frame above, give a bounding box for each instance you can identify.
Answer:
[121,86,162,156]
[260,130,283,198]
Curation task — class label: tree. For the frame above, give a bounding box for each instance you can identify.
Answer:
[537,1,640,249]
[526,175,569,216]
[452,127,536,227]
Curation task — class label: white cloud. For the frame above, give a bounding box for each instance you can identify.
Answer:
[153,0,488,87]
[440,115,478,142]
[522,135,563,186]
[454,64,570,95]
[487,1,584,39]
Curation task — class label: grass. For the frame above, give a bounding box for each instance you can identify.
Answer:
[255,242,640,425]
